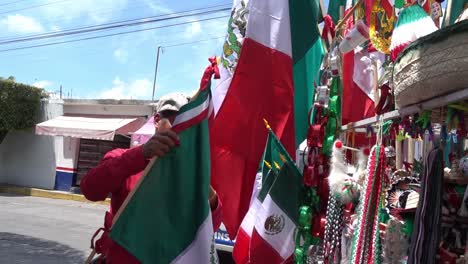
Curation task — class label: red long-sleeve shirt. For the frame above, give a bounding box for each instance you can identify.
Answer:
[81,145,222,264]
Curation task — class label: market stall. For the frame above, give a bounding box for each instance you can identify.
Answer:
[292,0,468,263]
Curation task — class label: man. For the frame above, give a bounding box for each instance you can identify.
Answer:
[81,92,222,264]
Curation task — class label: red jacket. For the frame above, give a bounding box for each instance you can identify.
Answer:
[81,145,223,264]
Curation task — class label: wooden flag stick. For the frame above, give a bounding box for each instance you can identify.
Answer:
[112,158,157,226]
[335,0,363,30]
[84,157,158,264]
[85,250,96,264]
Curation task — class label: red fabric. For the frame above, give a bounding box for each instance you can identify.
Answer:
[210,38,295,238]
[249,229,285,263]
[232,228,251,264]
[322,15,335,41]
[341,13,375,125]
[81,146,223,264]
[199,56,220,90]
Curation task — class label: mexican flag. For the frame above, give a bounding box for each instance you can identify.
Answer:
[233,128,288,263]
[250,129,302,263]
[210,0,324,239]
[110,84,218,263]
[233,129,302,263]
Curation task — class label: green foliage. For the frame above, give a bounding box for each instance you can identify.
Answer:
[0,79,47,134]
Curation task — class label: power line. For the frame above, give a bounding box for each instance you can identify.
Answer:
[163,36,225,48]
[0,6,230,45]
[0,3,231,41]
[0,0,73,15]
[0,0,30,7]
[0,16,228,53]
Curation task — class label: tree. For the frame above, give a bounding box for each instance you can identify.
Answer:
[0,77,48,143]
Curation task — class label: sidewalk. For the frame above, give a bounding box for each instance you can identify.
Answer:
[0,184,110,205]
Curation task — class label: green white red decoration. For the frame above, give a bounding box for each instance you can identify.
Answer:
[390,4,438,61]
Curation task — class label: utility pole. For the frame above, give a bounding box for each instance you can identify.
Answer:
[60,85,62,99]
[152,46,162,102]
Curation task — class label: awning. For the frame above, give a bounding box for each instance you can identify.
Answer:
[36,115,145,141]
[131,117,155,146]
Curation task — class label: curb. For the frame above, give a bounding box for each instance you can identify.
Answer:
[0,185,110,205]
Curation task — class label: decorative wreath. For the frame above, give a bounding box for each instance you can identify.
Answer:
[369,0,395,54]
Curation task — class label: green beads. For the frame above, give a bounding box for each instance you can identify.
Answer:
[298,206,312,230]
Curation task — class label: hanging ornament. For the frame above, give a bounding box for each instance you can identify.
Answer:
[369,0,395,54]
[390,4,438,61]
[350,144,388,264]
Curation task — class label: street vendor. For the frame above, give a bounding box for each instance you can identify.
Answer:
[81,92,222,264]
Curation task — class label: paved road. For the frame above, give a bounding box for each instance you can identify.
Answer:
[0,194,234,264]
[0,193,107,263]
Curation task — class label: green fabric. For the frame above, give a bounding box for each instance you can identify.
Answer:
[260,130,302,224]
[257,169,278,203]
[323,78,342,156]
[110,93,211,263]
[289,0,325,147]
[327,0,347,24]
[442,0,468,27]
[396,4,430,26]
[269,161,303,224]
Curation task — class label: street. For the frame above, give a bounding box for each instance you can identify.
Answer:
[0,193,234,264]
[0,193,106,263]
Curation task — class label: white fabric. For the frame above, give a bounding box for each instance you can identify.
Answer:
[212,0,248,116]
[172,211,218,264]
[172,95,211,127]
[390,16,437,49]
[239,198,262,238]
[253,194,296,259]
[212,0,292,116]
[353,49,386,101]
[245,0,292,57]
[35,116,138,140]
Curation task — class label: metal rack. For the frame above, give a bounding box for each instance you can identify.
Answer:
[341,88,468,131]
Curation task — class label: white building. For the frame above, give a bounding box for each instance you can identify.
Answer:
[0,98,154,191]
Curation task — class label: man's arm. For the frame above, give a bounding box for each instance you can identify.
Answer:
[209,187,222,231]
[81,131,179,202]
[80,146,148,202]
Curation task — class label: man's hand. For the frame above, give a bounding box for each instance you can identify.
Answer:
[142,130,179,159]
[209,186,218,210]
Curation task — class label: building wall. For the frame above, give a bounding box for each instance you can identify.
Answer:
[0,99,64,189]
[64,103,153,117]
[0,130,56,189]
[54,136,80,191]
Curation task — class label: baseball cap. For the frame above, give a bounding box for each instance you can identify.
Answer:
[155,92,190,113]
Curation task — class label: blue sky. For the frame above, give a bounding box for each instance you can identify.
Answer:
[0,0,233,100]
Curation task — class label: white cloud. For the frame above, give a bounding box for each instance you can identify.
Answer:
[113,48,129,63]
[41,0,128,23]
[1,14,44,33]
[50,25,61,31]
[142,0,173,14]
[184,21,202,39]
[33,80,53,88]
[100,77,153,100]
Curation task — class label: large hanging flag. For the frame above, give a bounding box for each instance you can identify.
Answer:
[248,129,302,263]
[110,80,217,263]
[342,12,376,125]
[210,0,324,239]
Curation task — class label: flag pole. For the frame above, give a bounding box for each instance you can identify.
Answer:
[112,158,157,226]
[84,158,158,264]
[335,0,363,30]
